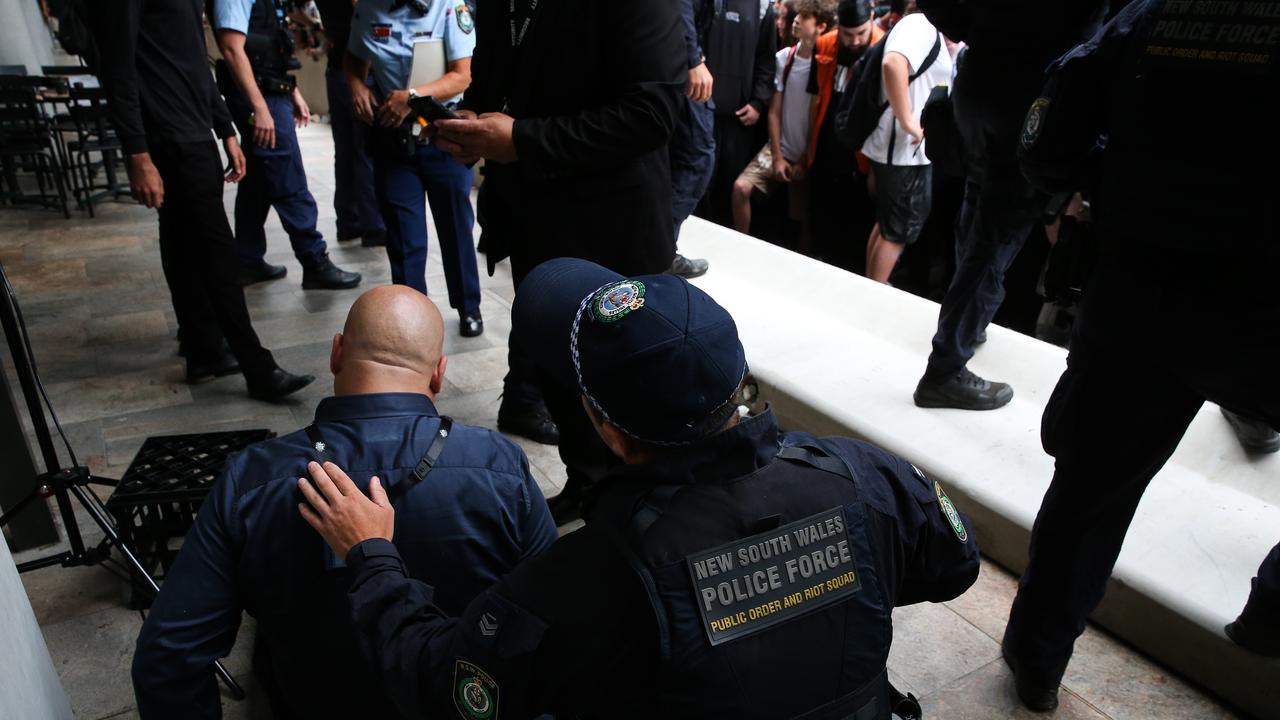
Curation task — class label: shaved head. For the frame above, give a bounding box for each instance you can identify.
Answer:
[331,286,447,396]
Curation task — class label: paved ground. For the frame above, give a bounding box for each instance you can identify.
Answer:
[0,123,1245,719]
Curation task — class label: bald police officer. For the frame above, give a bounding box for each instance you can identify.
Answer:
[298,258,981,719]
[1005,0,1280,710]
[344,0,484,337]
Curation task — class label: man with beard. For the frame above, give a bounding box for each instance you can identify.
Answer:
[805,0,881,269]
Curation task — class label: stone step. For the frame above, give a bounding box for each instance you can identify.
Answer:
[678,217,1280,719]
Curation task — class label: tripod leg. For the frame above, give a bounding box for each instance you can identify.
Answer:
[0,486,44,528]
[68,483,246,701]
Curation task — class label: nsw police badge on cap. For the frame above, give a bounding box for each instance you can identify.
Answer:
[591,280,646,323]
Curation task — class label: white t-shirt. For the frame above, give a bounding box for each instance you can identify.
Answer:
[773,46,813,163]
[860,13,952,166]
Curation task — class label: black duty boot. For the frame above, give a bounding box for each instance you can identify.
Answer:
[301,254,362,290]
[186,349,240,384]
[236,262,287,286]
[459,309,484,338]
[1002,642,1061,712]
[1221,407,1280,454]
[914,368,1013,410]
[498,397,560,445]
[666,253,709,279]
[247,368,315,402]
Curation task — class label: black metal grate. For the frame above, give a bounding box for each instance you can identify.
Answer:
[105,429,274,607]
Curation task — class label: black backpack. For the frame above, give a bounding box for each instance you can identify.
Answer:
[835,30,941,154]
[54,0,99,71]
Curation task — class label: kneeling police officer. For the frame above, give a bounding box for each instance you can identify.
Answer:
[298,258,981,719]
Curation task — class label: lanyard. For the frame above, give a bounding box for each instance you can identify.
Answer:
[509,0,541,48]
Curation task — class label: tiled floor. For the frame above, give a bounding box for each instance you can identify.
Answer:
[1,124,1244,718]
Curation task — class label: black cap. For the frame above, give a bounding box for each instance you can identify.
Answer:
[838,0,873,26]
[512,259,747,445]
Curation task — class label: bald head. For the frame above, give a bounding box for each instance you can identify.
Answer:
[331,286,447,396]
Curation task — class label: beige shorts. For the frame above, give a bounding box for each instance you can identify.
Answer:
[737,145,784,197]
[736,146,810,222]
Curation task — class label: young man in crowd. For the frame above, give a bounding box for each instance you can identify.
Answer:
[861,6,950,284]
[730,0,834,238]
[805,0,881,269]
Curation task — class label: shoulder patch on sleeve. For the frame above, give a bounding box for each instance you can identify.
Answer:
[1021,97,1050,150]
[933,480,968,543]
[455,4,474,33]
[453,659,499,719]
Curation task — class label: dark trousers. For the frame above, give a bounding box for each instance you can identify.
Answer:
[371,130,480,312]
[230,93,328,269]
[326,65,383,240]
[669,98,716,241]
[1005,245,1280,680]
[924,61,1046,380]
[701,113,760,226]
[150,141,276,381]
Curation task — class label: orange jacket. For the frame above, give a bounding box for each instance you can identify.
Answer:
[806,25,885,168]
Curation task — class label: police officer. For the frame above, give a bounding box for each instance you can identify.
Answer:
[131,286,557,719]
[344,0,484,337]
[1005,0,1280,711]
[211,0,362,290]
[910,0,1105,410]
[668,0,715,279]
[299,258,981,719]
[314,0,386,247]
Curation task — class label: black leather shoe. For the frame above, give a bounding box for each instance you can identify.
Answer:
[666,253,709,279]
[246,369,315,402]
[459,310,484,338]
[1002,644,1060,712]
[1226,610,1280,657]
[1221,407,1280,454]
[236,262,287,286]
[361,229,387,247]
[301,254,362,290]
[914,368,1013,410]
[185,351,240,384]
[498,398,560,445]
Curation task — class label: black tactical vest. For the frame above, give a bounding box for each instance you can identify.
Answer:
[244,0,294,85]
[593,434,894,720]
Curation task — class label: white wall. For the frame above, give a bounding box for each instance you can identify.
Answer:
[0,0,55,72]
[0,538,73,720]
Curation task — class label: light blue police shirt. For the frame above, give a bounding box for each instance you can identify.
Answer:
[210,0,254,34]
[348,0,476,104]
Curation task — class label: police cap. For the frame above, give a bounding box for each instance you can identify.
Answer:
[513,258,747,445]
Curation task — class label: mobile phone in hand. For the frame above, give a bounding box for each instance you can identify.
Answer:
[411,95,461,123]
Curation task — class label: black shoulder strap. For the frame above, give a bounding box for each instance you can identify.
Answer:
[909,32,943,84]
[776,442,858,484]
[302,417,453,502]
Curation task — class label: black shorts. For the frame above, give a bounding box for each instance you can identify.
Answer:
[870,161,933,245]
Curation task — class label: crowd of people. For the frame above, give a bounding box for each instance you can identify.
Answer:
[73,0,1280,717]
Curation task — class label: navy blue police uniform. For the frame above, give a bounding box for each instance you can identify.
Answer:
[347,0,482,318]
[1005,0,1280,700]
[314,0,386,244]
[331,260,981,719]
[670,0,717,242]
[211,0,336,276]
[131,393,558,719]
[914,0,1107,398]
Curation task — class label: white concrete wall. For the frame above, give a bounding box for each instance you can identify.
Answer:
[0,0,55,72]
[0,537,73,720]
